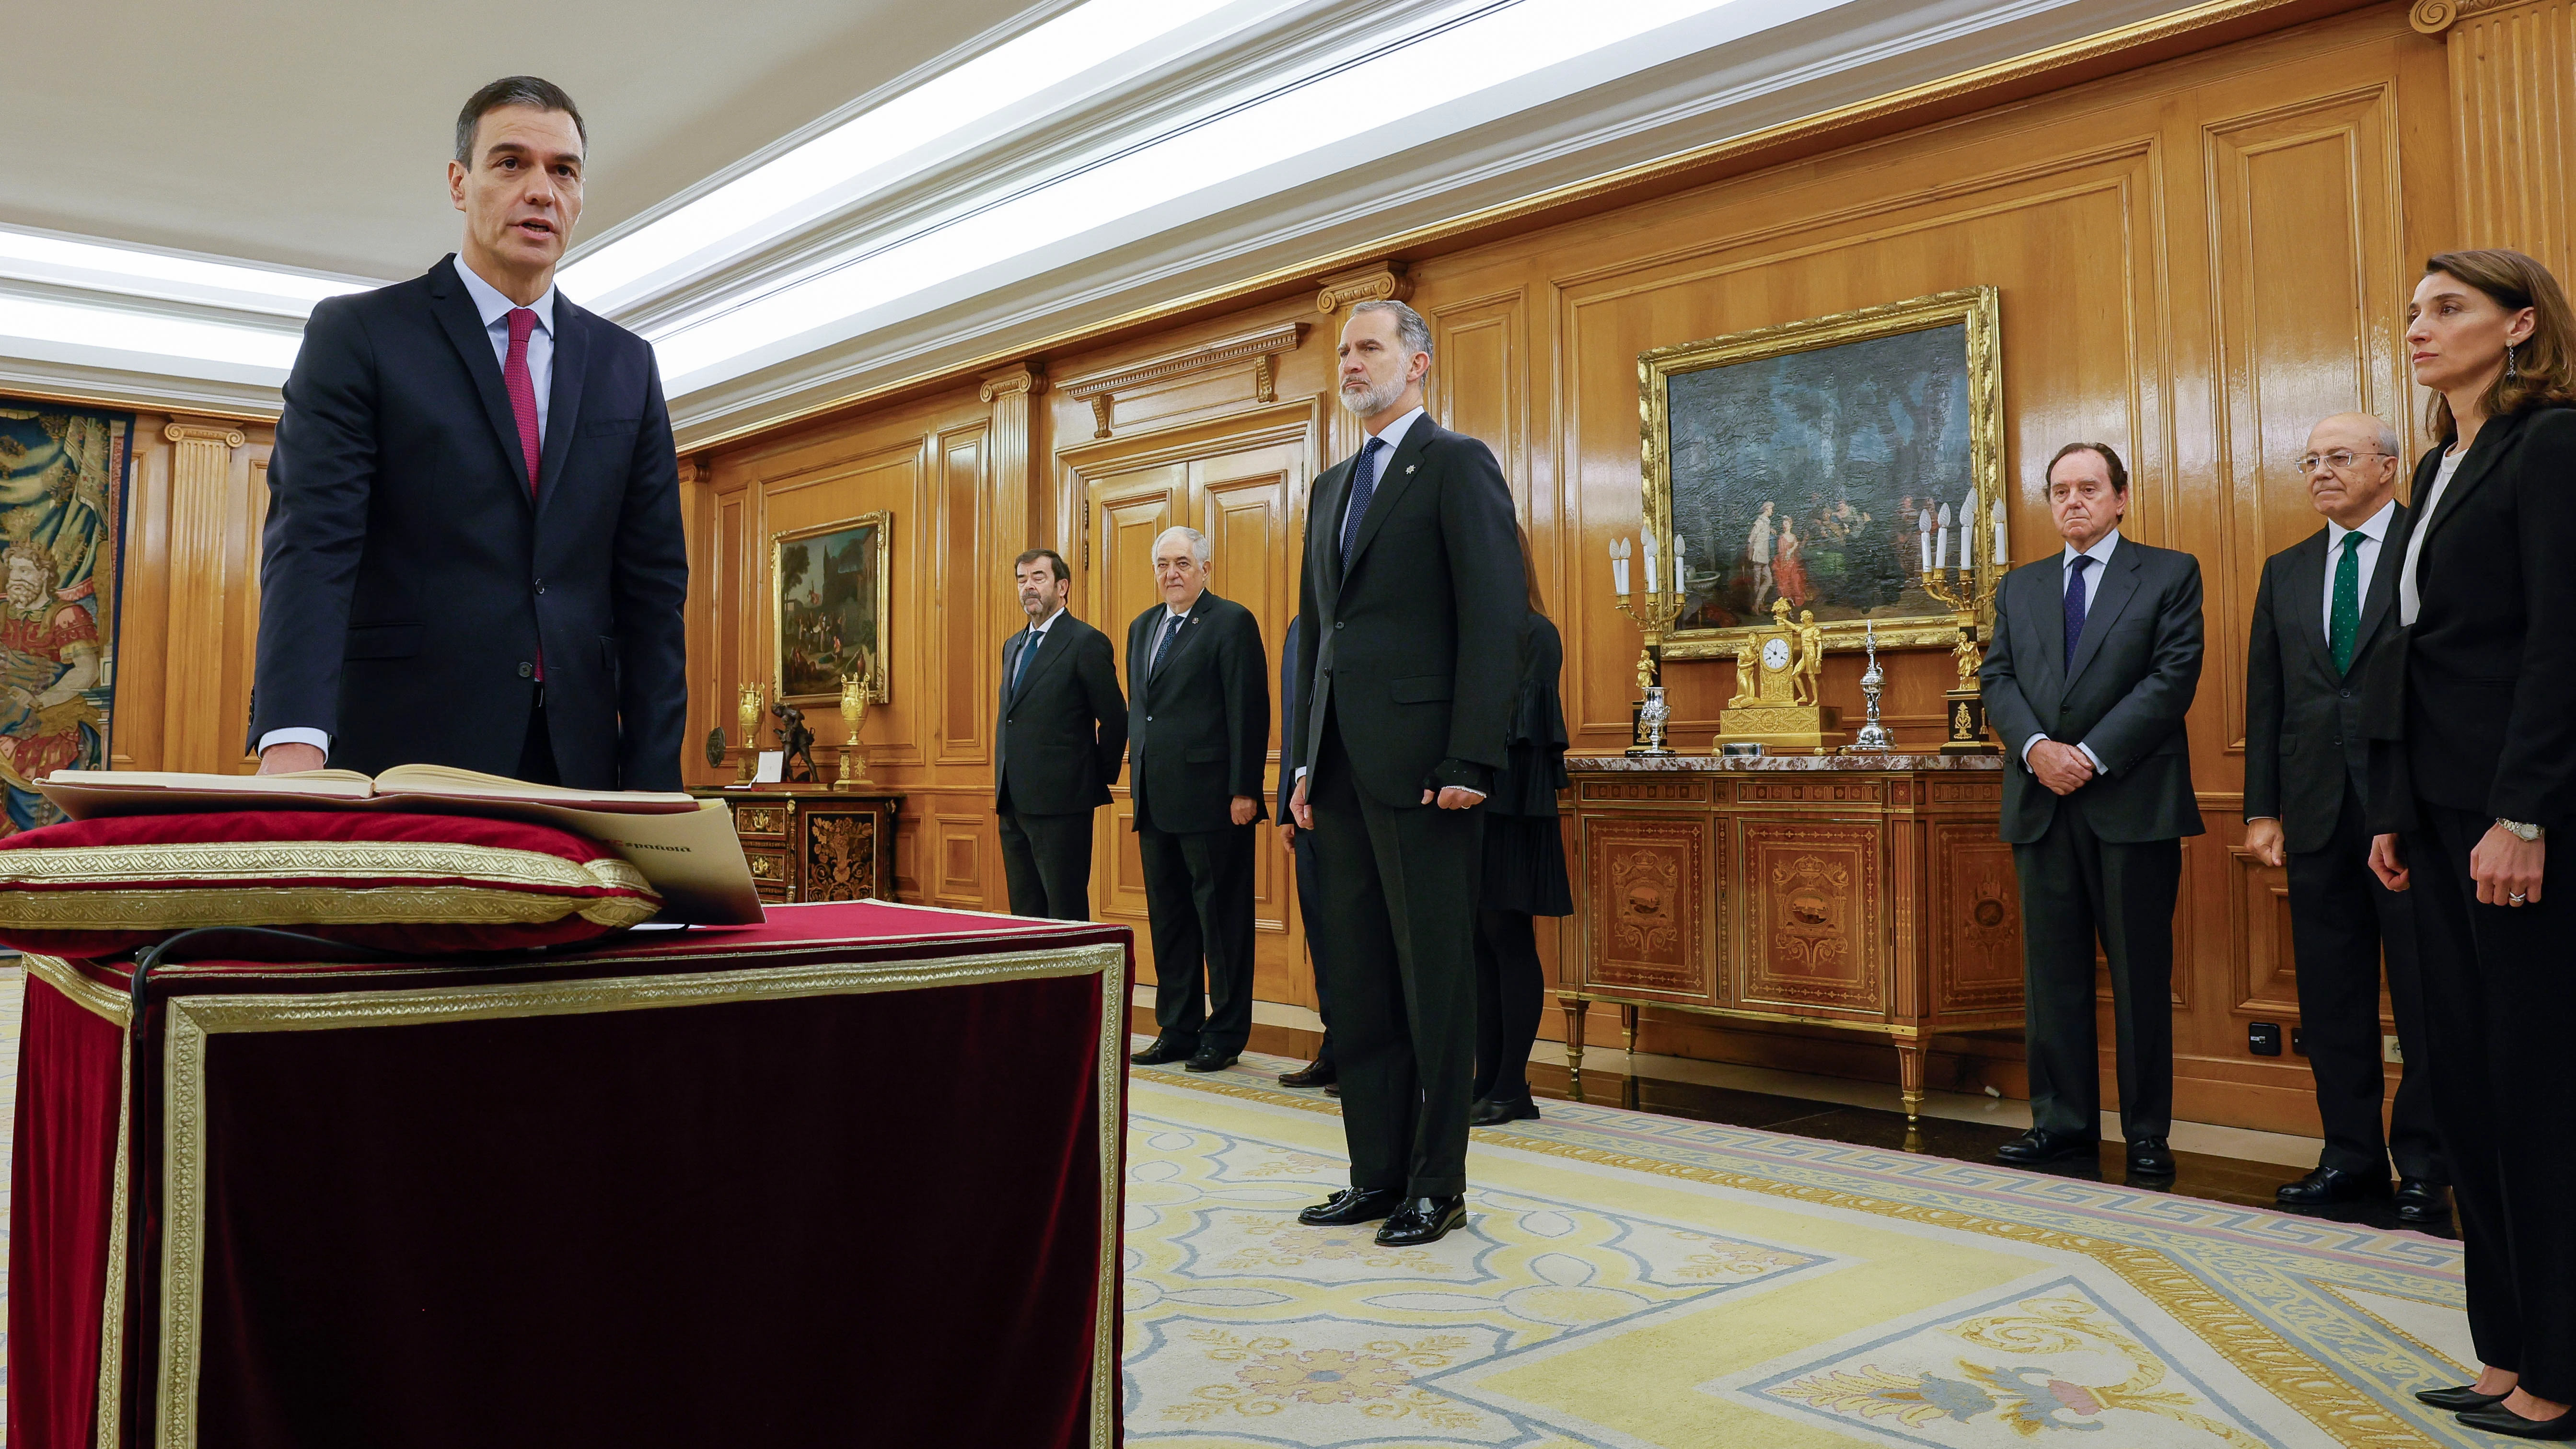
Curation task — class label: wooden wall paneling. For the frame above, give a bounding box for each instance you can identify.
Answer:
[933,810,986,907]
[110,421,168,770]
[937,425,990,766]
[159,420,248,775]
[2442,0,2575,277]
[218,450,274,774]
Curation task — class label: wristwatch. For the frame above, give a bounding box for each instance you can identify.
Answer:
[2497,818,2546,843]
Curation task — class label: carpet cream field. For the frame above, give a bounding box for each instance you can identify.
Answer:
[1124,1048,2482,1449]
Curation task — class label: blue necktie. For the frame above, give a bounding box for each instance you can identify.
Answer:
[1150,612,1183,675]
[2063,555,2094,670]
[1010,628,1039,695]
[1339,438,1386,568]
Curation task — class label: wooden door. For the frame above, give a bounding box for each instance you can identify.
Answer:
[1070,402,1323,1018]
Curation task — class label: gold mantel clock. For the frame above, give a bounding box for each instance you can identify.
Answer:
[1717,598,1843,751]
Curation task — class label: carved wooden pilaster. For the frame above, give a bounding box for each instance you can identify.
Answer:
[980,361,1046,556]
[2436,0,2576,278]
[1314,260,1414,314]
[162,419,246,773]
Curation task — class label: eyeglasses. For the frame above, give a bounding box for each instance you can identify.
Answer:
[2295,449,2392,474]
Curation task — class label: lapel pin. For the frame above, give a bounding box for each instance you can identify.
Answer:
[1405,465,1416,474]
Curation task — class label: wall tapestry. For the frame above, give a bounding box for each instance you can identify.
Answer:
[772,511,889,705]
[1641,287,2004,659]
[0,399,130,834]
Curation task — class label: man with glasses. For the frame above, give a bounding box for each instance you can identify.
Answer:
[2244,415,2448,1223]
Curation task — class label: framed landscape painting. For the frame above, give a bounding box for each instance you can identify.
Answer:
[1640,287,2005,658]
[772,512,890,704]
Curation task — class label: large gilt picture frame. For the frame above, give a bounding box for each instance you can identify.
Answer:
[1642,287,2003,659]
[772,512,890,704]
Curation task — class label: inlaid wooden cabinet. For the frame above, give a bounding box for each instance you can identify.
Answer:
[690,786,904,904]
[1563,756,2023,1118]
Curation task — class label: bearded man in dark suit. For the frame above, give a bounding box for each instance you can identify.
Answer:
[1287,300,1524,1248]
[996,547,1126,920]
[1981,441,2205,1179]
[252,77,686,789]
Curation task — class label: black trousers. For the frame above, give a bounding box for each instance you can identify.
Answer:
[1309,719,1482,1197]
[997,809,1094,921]
[2286,783,2443,1181]
[2013,803,2181,1141]
[516,697,560,786]
[1290,829,1335,1065]
[2406,803,2576,1399]
[1473,909,1543,1104]
[1140,818,1257,1053]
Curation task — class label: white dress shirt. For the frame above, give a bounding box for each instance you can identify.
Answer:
[1009,605,1065,691]
[2020,529,2122,774]
[2321,498,2396,638]
[257,257,564,758]
[2398,448,2466,628]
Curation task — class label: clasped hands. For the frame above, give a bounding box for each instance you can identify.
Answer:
[2027,739,2096,796]
[1280,775,1482,842]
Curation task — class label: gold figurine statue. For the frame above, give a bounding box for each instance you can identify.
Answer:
[1713,597,1843,752]
[1726,636,1759,710]
[1794,608,1825,707]
[835,671,871,789]
[735,682,763,784]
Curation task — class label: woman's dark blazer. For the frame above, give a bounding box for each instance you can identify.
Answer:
[2365,405,2576,833]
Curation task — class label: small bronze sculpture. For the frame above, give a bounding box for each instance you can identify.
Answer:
[704,726,729,770]
[770,700,819,783]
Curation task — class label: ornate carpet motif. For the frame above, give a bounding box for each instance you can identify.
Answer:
[1126,1048,2482,1448]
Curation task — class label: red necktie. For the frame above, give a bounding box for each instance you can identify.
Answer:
[502,307,541,494]
[503,307,546,684]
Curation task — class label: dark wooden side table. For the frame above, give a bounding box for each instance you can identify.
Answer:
[689,785,905,903]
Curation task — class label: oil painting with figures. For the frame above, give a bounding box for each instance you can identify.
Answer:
[0,401,128,835]
[773,511,890,705]
[1643,287,2004,658]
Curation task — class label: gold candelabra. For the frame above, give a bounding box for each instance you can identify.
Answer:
[1918,533,2003,754]
[835,671,871,789]
[735,682,763,784]
[1609,534,1686,756]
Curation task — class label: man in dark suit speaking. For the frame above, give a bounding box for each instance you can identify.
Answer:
[2245,415,2445,1221]
[252,77,686,789]
[1126,527,1269,1074]
[996,548,1126,920]
[1288,300,1523,1247]
[1981,441,2204,1177]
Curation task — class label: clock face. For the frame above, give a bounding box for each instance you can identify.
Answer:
[1762,638,1793,672]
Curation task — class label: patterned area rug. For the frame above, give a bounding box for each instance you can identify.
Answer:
[1126,1047,2478,1449]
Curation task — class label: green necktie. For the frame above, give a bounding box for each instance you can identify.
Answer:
[2329,531,2365,674]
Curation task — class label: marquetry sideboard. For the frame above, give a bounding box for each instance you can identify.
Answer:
[690,786,904,904]
[1562,754,2023,1119]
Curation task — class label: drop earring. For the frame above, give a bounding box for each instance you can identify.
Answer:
[2507,343,2520,380]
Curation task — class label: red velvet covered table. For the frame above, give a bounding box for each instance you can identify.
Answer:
[9,900,1131,1449]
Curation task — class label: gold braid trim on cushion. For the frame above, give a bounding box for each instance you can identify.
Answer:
[0,839,653,893]
[0,881,660,931]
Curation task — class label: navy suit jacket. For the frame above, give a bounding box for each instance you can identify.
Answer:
[251,257,688,789]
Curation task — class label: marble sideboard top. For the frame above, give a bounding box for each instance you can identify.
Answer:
[1565,752,2004,772]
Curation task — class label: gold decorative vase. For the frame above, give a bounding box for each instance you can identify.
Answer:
[835,672,870,788]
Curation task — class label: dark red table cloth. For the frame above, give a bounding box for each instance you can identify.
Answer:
[9,900,1131,1449]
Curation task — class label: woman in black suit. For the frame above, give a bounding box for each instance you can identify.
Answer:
[1470,525,1573,1126]
[2368,249,2576,1438]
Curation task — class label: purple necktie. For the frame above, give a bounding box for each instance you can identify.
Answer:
[2063,555,2094,670]
[502,308,541,493]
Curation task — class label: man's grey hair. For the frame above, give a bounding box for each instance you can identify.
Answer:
[455,76,588,165]
[2368,416,2401,457]
[1153,525,1212,567]
[1350,299,1433,368]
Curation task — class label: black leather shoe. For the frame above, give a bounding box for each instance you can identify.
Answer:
[2125,1137,2176,1177]
[2393,1177,2450,1225]
[2275,1165,2389,1206]
[1470,1096,1542,1127]
[2416,1384,2509,1412]
[1184,1046,1240,1073]
[1299,1188,1404,1226]
[1996,1129,2097,1166]
[1278,1058,1336,1089]
[2457,1403,2576,1438]
[1130,1035,1198,1066]
[1375,1195,1468,1246]
[1323,1082,1339,1097]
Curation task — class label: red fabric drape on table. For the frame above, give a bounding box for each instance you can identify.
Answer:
[8,974,127,1449]
[191,972,1112,1448]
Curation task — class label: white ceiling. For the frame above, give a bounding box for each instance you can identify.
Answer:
[0,0,1055,281]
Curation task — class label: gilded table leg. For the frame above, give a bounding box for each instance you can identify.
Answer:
[1561,996,1587,1103]
[1896,1040,1927,1123]
[1619,1003,1639,1057]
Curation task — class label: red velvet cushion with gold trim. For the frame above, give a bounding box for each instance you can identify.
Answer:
[0,811,661,958]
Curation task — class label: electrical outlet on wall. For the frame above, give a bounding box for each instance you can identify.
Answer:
[2249,1022,2283,1057]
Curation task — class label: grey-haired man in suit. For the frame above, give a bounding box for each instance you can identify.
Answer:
[1981,441,2205,1179]
[2244,414,2446,1222]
